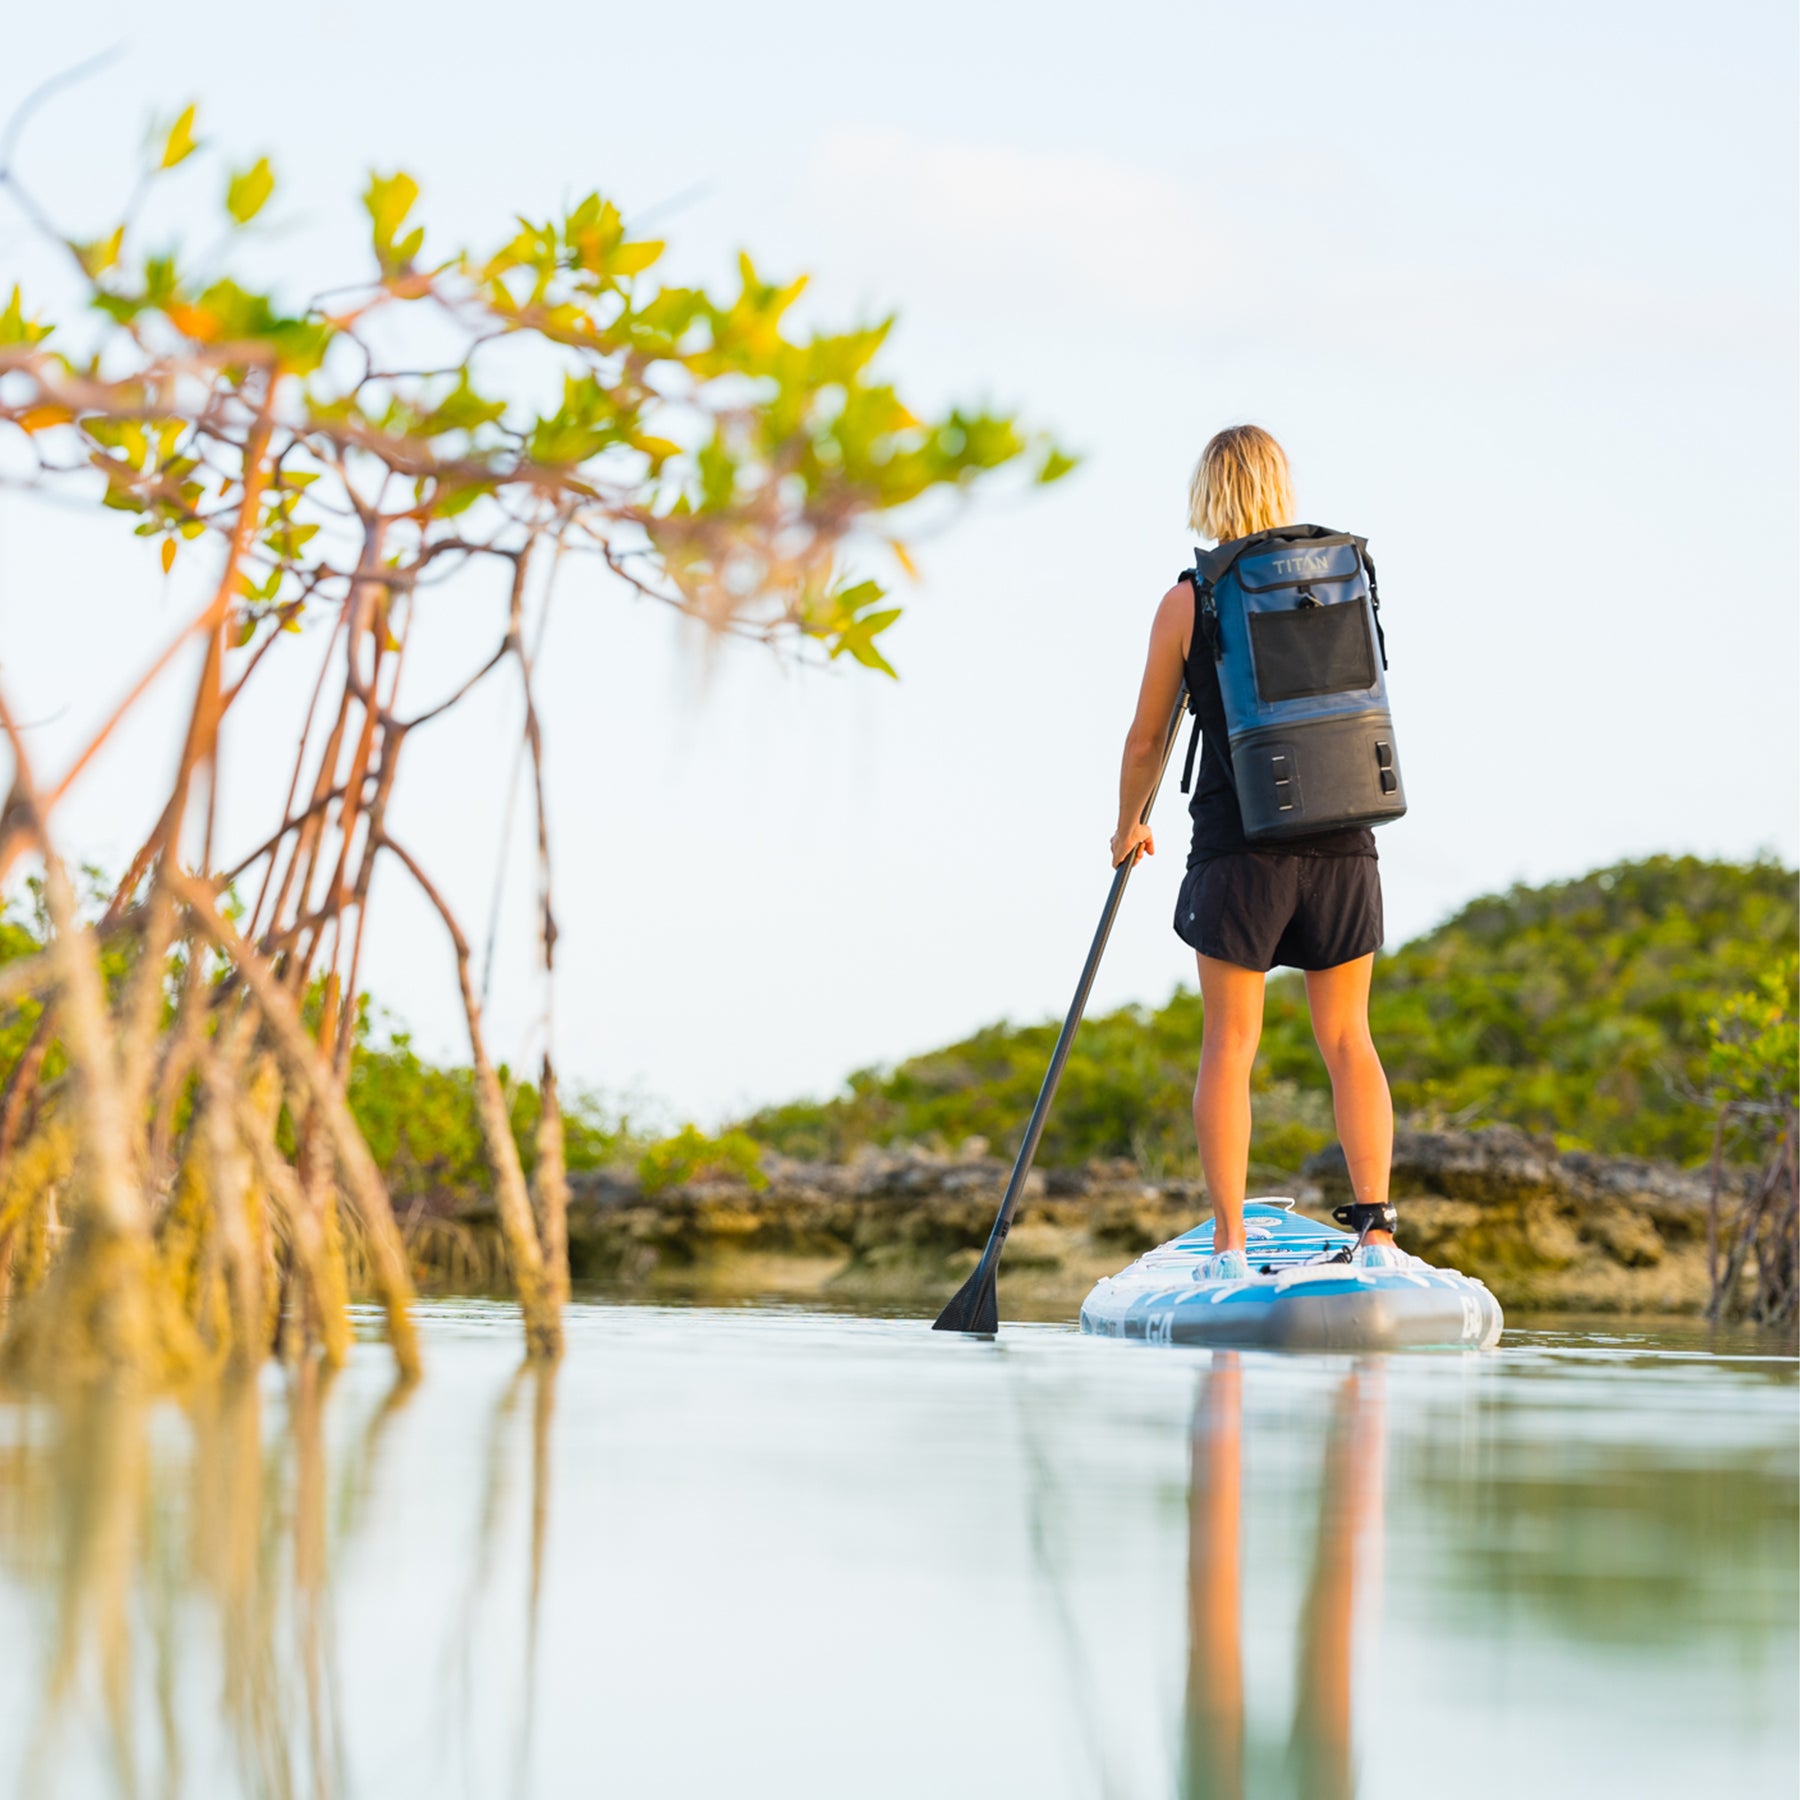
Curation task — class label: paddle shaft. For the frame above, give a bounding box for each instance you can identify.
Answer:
[935,687,1189,1326]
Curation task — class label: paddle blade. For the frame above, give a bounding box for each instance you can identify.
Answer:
[932,1259,999,1334]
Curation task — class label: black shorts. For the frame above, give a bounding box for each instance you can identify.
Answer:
[1174,852,1383,972]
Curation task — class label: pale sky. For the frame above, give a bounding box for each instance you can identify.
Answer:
[2,0,1796,1126]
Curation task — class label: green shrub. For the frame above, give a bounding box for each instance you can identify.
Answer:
[1708,953,1798,1120]
[637,1125,768,1195]
[736,856,1798,1173]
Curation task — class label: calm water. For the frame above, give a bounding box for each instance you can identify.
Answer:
[0,1302,1792,1799]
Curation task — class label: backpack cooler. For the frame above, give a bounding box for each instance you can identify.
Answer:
[1180,524,1407,841]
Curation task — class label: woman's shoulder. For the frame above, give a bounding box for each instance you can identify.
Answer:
[1156,573,1196,614]
[1153,576,1195,650]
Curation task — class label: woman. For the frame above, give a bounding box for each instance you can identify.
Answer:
[1109,425,1402,1279]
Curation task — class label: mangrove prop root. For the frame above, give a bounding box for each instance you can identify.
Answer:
[472,1038,561,1359]
[202,1054,265,1373]
[1708,1103,1799,1328]
[115,874,179,1133]
[534,1055,571,1312]
[237,1086,351,1371]
[0,699,193,1381]
[378,835,562,1358]
[0,1009,54,1171]
[170,871,421,1379]
[158,1110,222,1353]
[4,1223,201,1388]
[0,1117,76,1314]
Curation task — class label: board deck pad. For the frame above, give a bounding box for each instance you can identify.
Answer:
[1079,1199,1503,1351]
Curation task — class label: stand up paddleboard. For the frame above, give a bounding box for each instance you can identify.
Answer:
[1080,1199,1502,1350]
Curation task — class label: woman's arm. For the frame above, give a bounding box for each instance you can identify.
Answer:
[1110,582,1192,867]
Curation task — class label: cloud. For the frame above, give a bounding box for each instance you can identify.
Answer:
[807,126,1796,365]
[811,127,1223,305]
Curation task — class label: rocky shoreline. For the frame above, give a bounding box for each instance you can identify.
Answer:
[412,1126,1751,1317]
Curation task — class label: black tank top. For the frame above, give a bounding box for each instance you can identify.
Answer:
[1181,576,1377,866]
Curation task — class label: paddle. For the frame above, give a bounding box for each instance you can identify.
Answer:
[932,687,1191,1334]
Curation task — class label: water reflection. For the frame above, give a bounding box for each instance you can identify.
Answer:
[0,1307,1790,1799]
[434,1359,559,1796]
[1185,1357,1387,1800]
[12,1371,356,1798]
[0,1356,555,1800]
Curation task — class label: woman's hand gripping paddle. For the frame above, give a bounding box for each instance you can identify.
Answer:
[933,689,1190,1334]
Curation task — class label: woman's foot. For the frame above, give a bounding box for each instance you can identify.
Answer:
[1353,1239,1427,1271]
[1201,1248,1250,1281]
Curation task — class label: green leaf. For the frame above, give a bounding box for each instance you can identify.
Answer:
[417,371,506,436]
[0,285,53,348]
[99,481,145,514]
[832,624,899,678]
[226,157,275,225]
[695,437,736,508]
[806,321,891,385]
[630,433,682,466]
[1035,445,1079,485]
[73,226,125,279]
[828,600,902,678]
[141,256,180,306]
[267,319,333,374]
[608,239,664,278]
[853,605,902,638]
[820,578,881,622]
[435,481,493,518]
[234,567,282,603]
[160,104,199,170]
[364,171,422,270]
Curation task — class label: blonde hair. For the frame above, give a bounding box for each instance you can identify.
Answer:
[1187,425,1295,543]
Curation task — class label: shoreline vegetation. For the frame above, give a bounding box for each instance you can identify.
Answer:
[738,854,1798,1174]
[5,837,1795,1330]
[264,854,1793,1322]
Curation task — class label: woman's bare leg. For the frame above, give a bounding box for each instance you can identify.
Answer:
[1290,1363,1387,1800]
[1186,1353,1245,1800]
[1195,955,1266,1254]
[1303,954,1395,1244]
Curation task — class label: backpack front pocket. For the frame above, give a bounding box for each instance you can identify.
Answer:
[1247,600,1377,703]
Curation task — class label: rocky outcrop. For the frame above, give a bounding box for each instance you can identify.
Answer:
[449,1128,1741,1317]
[553,1144,1209,1315]
[1301,1126,1742,1313]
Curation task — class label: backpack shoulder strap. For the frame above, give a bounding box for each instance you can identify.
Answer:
[1179,555,1223,667]
[1175,560,1212,794]
[1355,538,1389,670]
